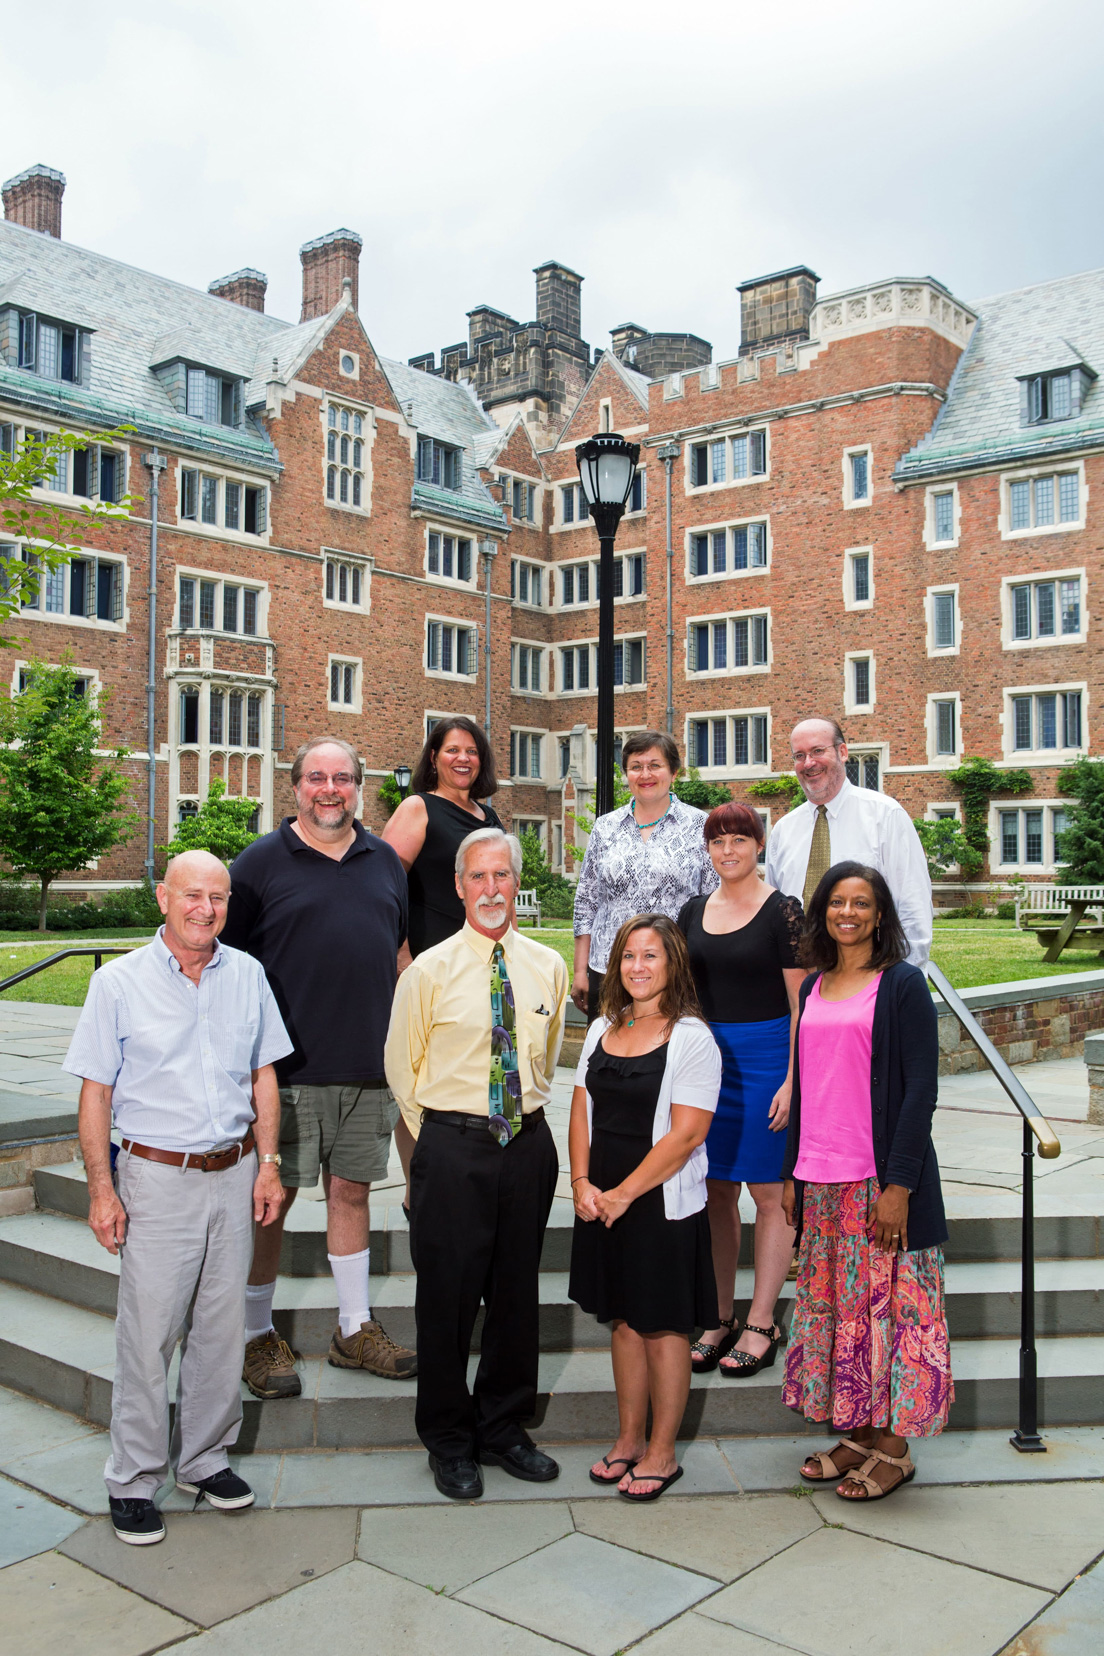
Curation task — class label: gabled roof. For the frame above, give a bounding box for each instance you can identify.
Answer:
[380,356,507,533]
[0,218,290,467]
[896,266,1104,481]
[555,348,650,448]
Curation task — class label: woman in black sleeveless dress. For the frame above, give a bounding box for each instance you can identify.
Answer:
[381,717,503,957]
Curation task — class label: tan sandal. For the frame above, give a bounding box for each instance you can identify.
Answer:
[835,1446,916,1501]
[799,1438,872,1482]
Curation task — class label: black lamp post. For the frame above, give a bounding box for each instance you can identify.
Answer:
[393,763,412,801]
[575,432,641,816]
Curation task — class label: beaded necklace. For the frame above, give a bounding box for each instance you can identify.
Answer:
[631,795,673,831]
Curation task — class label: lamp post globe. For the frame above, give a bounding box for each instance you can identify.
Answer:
[393,763,412,801]
[574,432,641,817]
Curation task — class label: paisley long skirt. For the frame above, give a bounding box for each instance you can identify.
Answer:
[781,1178,954,1438]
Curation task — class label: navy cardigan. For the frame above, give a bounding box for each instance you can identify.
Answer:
[782,960,948,1253]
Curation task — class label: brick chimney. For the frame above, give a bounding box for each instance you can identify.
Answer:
[737,265,819,356]
[2,164,66,238]
[208,268,268,312]
[299,229,362,322]
[534,261,583,339]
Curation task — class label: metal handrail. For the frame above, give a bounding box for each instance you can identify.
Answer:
[0,946,134,994]
[926,958,1060,1455]
[927,962,1060,1158]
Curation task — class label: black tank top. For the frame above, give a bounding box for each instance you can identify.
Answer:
[407,791,504,957]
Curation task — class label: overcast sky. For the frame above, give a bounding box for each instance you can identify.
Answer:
[8,0,1103,364]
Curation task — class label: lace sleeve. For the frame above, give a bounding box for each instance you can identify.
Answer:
[777,894,805,968]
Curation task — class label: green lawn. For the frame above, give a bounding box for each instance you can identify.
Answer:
[526,919,1104,993]
[3,920,1101,1008]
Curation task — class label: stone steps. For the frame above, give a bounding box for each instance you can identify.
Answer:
[4,1210,1104,1352]
[2,1277,1103,1447]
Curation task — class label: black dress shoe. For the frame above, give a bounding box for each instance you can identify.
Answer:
[428,1453,484,1499]
[479,1442,560,1482]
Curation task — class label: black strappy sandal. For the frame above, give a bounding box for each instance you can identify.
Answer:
[690,1310,738,1374]
[719,1321,783,1378]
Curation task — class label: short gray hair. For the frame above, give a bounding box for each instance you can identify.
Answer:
[455,827,522,882]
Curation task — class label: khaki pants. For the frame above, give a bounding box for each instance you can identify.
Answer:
[105,1147,256,1501]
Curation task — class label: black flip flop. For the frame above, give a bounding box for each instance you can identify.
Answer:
[588,1454,639,1485]
[618,1465,684,1502]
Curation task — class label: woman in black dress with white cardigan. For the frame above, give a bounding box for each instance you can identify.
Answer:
[569,913,721,1501]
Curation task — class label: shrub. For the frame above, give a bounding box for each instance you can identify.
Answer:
[0,885,161,932]
[518,828,574,922]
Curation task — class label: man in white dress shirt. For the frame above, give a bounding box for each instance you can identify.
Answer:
[764,716,932,966]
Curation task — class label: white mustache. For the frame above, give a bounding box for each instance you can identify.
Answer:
[476,896,507,914]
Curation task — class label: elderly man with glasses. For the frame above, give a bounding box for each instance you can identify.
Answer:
[385,827,568,1500]
[223,737,416,1399]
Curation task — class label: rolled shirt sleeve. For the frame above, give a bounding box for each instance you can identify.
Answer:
[62,970,125,1086]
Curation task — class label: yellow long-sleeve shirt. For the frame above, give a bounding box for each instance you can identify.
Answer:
[383,921,569,1137]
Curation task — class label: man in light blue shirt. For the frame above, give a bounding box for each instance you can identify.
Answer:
[63,850,293,1546]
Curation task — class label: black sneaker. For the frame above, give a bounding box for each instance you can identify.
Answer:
[175,1468,255,1510]
[109,1497,166,1545]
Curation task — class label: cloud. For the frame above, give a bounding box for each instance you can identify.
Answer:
[5,0,1103,362]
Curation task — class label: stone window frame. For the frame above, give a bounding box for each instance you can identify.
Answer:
[686,607,772,679]
[990,799,1075,873]
[844,650,875,714]
[926,582,961,657]
[327,654,362,715]
[509,728,546,781]
[425,614,479,682]
[1001,679,1087,762]
[998,460,1086,540]
[510,639,547,695]
[843,545,874,611]
[324,397,371,515]
[685,704,772,776]
[176,565,267,637]
[1000,565,1087,652]
[923,481,960,550]
[686,515,772,586]
[842,444,873,510]
[685,425,771,495]
[925,691,962,766]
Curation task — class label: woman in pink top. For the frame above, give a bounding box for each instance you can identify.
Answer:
[781,861,952,1501]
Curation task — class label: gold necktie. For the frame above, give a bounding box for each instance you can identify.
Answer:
[802,805,831,910]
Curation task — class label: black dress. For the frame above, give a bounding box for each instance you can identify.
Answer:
[406,792,504,957]
[568,1039,716,1335]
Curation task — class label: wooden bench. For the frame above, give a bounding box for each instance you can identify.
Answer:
[1015,883,1104,962]
[515,888,542,927]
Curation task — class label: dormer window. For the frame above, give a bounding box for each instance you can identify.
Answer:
[186,369,242,427]
[417,437,461,490]
[1019,364,1095,426]
[18,313,85,384]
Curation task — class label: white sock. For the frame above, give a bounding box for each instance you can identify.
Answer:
[245,1281,277,1343]
[329,1248,371,1338]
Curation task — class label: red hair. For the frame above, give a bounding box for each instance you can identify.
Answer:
[703,801,765,845]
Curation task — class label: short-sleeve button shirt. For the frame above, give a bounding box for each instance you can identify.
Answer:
[62,928,293,1153]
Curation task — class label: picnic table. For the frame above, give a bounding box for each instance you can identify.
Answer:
[1015,883,1104,962]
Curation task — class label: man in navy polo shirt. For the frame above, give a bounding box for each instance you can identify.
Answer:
[223,737,415,1398]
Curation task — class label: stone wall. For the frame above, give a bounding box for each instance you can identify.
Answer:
[935,970,1104,1073]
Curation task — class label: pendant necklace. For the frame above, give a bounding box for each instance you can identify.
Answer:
[627,1010,663,1029]
[631,796,672,831]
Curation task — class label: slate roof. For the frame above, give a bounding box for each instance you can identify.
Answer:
[380,356,506,533]
[0,219,287,469]
[896,266,1104,482]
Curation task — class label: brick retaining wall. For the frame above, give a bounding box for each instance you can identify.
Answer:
[934,970,1104,1073]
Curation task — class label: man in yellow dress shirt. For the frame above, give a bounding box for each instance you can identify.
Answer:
[385,826,568,1499]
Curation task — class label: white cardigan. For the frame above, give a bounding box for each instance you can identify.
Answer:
[574,1015,722,1220]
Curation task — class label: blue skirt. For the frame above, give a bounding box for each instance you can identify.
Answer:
[706,1015,791,1184]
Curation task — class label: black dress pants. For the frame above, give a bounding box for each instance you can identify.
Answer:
[409,1112,558,1459]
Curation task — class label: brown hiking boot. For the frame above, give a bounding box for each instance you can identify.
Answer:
[328,1318,417,1379]
[242,1331,302,1399]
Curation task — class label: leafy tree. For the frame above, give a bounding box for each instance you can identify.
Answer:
[912,815,982,879]
[946,756,1033,873]
[377,773,405,818]
[1055,757,1104,882]
[1,429,131,624]
[0,661,137,929]
[161,778,259,865]
[673,767,732,810]
[518,827,574,920]
[747,774,804,812]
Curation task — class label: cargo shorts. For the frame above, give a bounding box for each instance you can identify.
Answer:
[277,1081,400,1187]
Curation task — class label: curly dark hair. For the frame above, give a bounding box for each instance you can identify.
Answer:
[599,912,703,1032]
[798,861,908,972]
[410,715,499,797]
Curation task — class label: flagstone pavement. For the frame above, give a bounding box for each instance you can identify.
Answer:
[0,1001,1101,1651]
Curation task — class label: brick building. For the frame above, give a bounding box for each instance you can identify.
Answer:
[1,161,1100,887]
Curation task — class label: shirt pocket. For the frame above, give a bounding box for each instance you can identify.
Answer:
[516,1009,552,1090]
[211,1021,258,1082]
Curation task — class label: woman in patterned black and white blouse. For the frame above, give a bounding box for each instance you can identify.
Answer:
[572,732,718,1019]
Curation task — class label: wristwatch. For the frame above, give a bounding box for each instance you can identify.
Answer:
[260,1153,282,1167]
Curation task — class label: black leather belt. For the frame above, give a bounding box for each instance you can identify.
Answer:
[422,1107,545,1133]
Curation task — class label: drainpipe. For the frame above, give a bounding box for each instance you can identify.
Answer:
[657,443,681,736]
[481,540,497,734]
[142,450,166,887]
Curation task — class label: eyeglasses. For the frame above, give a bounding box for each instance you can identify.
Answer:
[302,771,358,787]
[791,747,836,764]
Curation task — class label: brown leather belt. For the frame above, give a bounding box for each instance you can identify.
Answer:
[119,1129,255,1173]
[422,1107,545,1133]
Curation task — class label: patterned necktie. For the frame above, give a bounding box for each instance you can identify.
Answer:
[489,942,522,1146]
[802,804,831,910]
